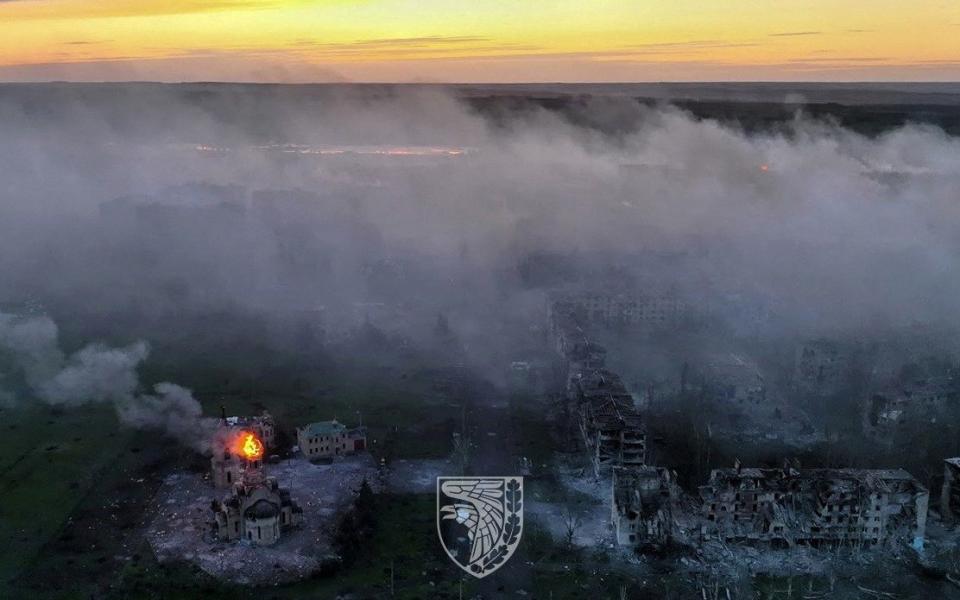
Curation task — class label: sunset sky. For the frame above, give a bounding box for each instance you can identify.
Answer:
[0,0,958,82]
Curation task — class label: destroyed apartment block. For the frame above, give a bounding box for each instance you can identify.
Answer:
[700,462,929,550]
[548,299,646,477]
[549,310,606,370]
[690,354,767,407]
[612,466,680,547]
[864,375,957,439]
[548,291,684,330]
[574,368,646,477]
[794,340,849,396]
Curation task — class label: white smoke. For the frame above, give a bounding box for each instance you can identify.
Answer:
[0,310,215,450]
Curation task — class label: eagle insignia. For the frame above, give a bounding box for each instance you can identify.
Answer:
[437,476,523,578]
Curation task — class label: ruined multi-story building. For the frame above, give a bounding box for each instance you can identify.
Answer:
[794,340,849,396]
[700,462,929,549]
[611,466,679,547]
[549,291,684,330]
[297,419,367,461]
[573,368,646,476]
[685,353,766,407]
[211,456,302,545]
[865,376,957,438]
[941,458,960,523]
[548,299,646,476]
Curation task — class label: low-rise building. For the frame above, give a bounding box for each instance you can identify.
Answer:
[612,466,679,547]
[297,419,367,461]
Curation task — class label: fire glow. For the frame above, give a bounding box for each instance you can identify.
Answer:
[233,431,264,461]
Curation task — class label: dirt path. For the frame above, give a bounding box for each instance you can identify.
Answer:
[465,386,535,598]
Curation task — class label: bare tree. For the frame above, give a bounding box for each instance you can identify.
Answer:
[562,506,583,547]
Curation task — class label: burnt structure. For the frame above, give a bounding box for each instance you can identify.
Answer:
[611,466,679,547]
[211,456,303,545]
[549,291,684,330]
[700,462,929,550]
[549,298,646,477]
[865,376,957,439]
[220,410,278,450]
[211,409,280,488]
[794,340,849,396]
[574,368,647,476]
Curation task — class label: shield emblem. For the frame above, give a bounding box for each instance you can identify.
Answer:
[436,476,523,578]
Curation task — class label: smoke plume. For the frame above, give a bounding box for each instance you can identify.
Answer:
[0,310,214,450]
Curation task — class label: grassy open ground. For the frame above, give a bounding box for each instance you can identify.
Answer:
[0,404,132,589]
[0,360,467,598]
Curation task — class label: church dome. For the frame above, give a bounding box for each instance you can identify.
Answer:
[244,499,279,520]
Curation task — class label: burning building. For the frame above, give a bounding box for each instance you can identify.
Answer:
[297,419,367,461]
[211,409,279,488]
[611,466,679,547]
[220,410,278,450]
[211,432,303,545]
[699,461,929,549]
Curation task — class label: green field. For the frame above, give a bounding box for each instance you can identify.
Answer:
[0,404,133,589]
[0,361,469,598]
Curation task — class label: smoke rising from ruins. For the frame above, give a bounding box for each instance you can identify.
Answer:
[0,85,959,400]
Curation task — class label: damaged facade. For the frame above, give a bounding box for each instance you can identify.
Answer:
[794,340,849,396]
[864,376,957,438]
[549,291,684,330]
[223,412,278,449]
[611,466,680,547]
[574,368,647,476]
[211,458,303,545]
[549,299,646,477]
[700,462,929,550]
[211,410,279,488]
[684,353,767,407]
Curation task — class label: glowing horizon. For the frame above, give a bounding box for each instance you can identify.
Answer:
[0,0,957,82]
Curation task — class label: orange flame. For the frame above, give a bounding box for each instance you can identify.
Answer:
[233,431,264,461]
